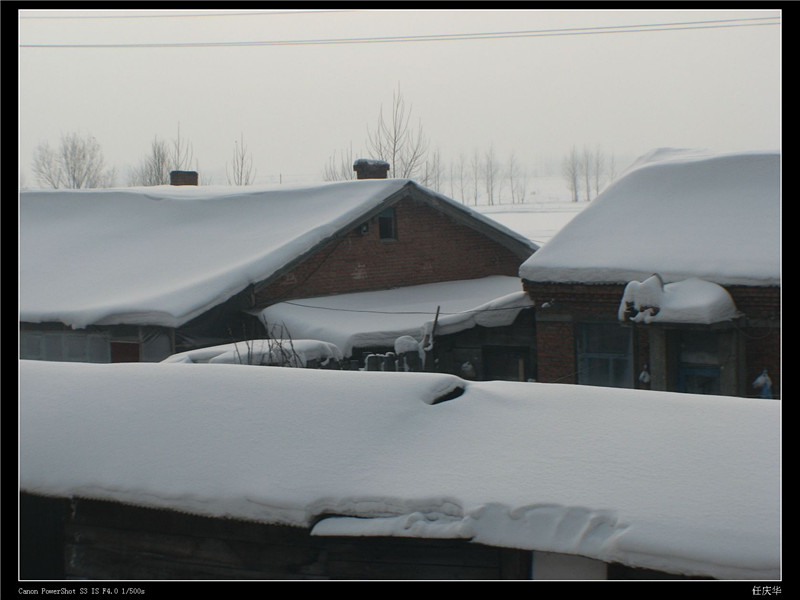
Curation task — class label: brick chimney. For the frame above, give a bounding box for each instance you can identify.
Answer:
[170,170,199,186]
[353,159,390,180]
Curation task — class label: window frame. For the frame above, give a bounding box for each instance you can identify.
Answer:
[576,322,634,389]
[377,207,397,241]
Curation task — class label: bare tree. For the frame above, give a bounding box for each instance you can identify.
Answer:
[592,146,605,198]
[323,143,358,181]
[422,147,444,192]
[128,136,171,186]
[226,132,256,186]
[32,132,115,189]
[170,122,195,171]
[507,152,528,204]
[366,85,428,179]
[470,149,481,205]
[32,143,63,189]
[582,147,593,202]
[128,125,201,186]
[455,154,467,204]
[562,146,582,202]
[483,144,499,205]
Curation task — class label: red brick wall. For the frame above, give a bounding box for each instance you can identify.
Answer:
[523,280,781,397]
[255,196,527,305]
[523,282,623,318]
[524,282,622,385]
[535,320,576,384]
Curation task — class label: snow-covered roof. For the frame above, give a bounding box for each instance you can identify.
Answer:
[257,276,531,357]
[19,360,780,580]
[20,180,534,330]
[519,150,781,286]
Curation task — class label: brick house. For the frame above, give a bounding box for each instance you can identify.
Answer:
[20,165,536,363]
[519,150,780,398]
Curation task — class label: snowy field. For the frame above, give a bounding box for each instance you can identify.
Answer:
[20,360,780,580]
[476,201,587,247]
[463,175,589,246]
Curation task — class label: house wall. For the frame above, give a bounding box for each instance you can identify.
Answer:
[531,551,607,580]
[19,494,531,580]
[525,283,623,386]
[19,493,711,580]
[432,309,537,381]
[522,281,781,398]
[255,196,526,306]
[19,323,174,364]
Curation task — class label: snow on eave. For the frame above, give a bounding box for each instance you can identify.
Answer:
[422,290,534,338]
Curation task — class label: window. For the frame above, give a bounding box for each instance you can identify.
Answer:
[675,330,722,395]
[20,331,111,363]
[378,208,397,240]
[483,346,533,382]
[577,322,633,388]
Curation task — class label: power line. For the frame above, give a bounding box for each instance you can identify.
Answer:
[20,17,780,49]
[19,9,356,19]
[279,300,531,317]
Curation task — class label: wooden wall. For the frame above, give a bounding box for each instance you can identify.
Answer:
[20,493,531,580]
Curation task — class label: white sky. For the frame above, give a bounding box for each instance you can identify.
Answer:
[17,8,781,187]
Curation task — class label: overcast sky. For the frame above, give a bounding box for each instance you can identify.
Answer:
[18,8,781,187]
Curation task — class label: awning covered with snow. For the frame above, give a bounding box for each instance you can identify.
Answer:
[257,276,531,357]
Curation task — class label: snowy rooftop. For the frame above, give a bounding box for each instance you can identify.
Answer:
[257,275,531,357]
[20,360,780,580]
[19,180,533,330]
[519,150,781,286]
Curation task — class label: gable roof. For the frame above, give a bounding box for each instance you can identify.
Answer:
[20,360,780,579]
[519,150,780,286]
[19,180,536,329]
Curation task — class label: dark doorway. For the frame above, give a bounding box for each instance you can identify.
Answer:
[483,346,532,382]
[677,365,721,395]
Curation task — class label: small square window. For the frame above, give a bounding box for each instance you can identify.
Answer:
[378,208,396,240]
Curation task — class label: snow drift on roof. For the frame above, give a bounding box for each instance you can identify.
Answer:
[618,276,741,325]
[19,180,410,329]
[519,150,780,286]
[19,360,779,579]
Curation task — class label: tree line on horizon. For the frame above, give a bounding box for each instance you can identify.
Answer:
[26,88,616,204]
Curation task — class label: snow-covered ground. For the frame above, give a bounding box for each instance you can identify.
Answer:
[461,175,589,246]
[476,201,587,247]
[19,360,780,580]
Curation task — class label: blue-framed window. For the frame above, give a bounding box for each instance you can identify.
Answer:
[577,322,633,388]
